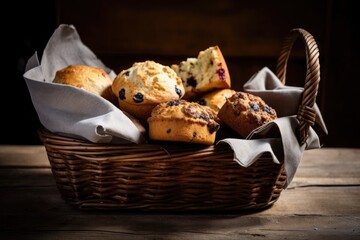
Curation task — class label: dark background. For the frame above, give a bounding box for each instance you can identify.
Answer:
[3,0,359,147]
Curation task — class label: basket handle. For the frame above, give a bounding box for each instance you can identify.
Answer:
[276,28,320,145]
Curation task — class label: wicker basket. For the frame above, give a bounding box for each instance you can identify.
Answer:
[38,28,320,211]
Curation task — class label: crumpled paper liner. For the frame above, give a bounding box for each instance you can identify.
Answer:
[23,24,327,187]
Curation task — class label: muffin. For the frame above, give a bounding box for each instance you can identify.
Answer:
[53,64,116,103]
[147,100,220,145]
[171,46,231,100]
[197,89,236,114]
[112,60,185,122]
[218,92,277,138]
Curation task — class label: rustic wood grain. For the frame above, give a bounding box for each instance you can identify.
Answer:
[0,146,359,239]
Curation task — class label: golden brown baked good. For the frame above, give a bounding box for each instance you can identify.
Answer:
[53,64,116,103]
[171,46,231,100]
[218,92,277,138]
[197,89,236,114]
[147,100,220,145]
[112,60,185,123]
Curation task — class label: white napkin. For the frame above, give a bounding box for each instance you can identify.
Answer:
[219,67,327,187]
[244,67,327,133]
[23,24,145,144]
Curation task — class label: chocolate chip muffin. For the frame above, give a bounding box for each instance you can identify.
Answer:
[147,100,220,145]
[112,60,185,123]
[218,92,277,138]
[171,46,231,100]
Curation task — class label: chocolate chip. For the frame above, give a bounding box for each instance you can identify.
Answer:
[175,85,182,98]
[198,99,206,106]
[208,122,220,134]
[125,70,130,76]
[199,113,209,122]
[166,128,171,134]
[119,88,126,100]
[133,92,144,103]
[193,132,197,138]
[167,100,181,106]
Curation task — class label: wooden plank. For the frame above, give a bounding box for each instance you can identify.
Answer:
[1,187,359,239]
[1,215,359,240]
[290,177,360,188]
[1,147,359,239]
[1,169,359,216]
[294,148,360,178]
[1,185,359,215]
[0,145,49,167]
[0,168,55,187]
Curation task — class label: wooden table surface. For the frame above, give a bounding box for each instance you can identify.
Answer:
[0,146,359,240]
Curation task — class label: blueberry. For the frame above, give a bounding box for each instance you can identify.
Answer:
[133,92,144,103]
[262,105,276,115]
[175,85,182,98]
[199,113,209,122]
[167,100,181,106]
[119,88,126,100]
[125,70,130,76]
[250,103,260,112]
[216,68,226,81]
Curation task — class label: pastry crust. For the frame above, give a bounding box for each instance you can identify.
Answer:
[53,64,116,103]
[147,100,220,145]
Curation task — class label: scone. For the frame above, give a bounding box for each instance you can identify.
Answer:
[112,60,185,123]
[147,100,220,145]
[218,92,277,138]
[53,64,116,103]
[171,46,231,100]
[198,89,236,114]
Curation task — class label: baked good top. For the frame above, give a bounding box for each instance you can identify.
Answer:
[53,64,115,102]
[112,60,185,104]
[218,91,277,138]
[148,99,220,134]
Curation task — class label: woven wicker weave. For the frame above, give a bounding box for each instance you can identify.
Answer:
[38,28,320,211]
